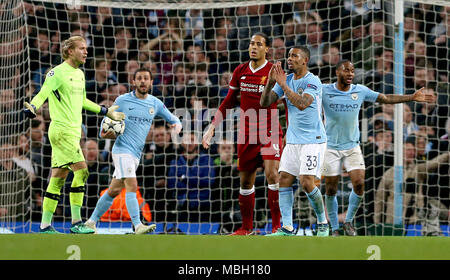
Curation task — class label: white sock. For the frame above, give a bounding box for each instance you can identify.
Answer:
[268,183,279,191]
[239,186,255,196]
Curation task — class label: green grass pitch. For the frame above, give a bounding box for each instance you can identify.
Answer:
[1,234,450,260]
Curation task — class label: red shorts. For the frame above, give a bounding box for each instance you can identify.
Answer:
[237,134,283,172]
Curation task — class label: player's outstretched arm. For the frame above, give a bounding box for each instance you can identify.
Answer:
[83,98,126,121]
[105,105,126,121]
[376,87,434,104]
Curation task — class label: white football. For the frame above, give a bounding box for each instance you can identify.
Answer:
[102,117,125,135]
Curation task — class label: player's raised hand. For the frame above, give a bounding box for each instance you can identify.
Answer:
[273,62,286,85]
[202,124,215,149]
[106,105,126,121]
[412,87,435,103]
[268,63,277,84]
[23,102,37,119]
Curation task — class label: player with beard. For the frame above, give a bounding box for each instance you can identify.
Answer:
[261,46,329,237]
[202,33,282,235]
[85,68,182,234]
[322,59,433,236]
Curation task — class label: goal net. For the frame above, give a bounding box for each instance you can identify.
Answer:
[1,0,449,236]
[0,0,32,233]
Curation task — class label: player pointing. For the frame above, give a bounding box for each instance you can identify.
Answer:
[261,46,329,237]
[23,36,125,234]
[85,68,182,234]
[202,33,282,235]
[322,59,434,236]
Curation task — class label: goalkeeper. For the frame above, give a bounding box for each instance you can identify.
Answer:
[23,36,125,234]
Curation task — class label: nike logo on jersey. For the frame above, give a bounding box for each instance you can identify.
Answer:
[129,108,135,110]
[327,94,340,99]
[53,90,61,102]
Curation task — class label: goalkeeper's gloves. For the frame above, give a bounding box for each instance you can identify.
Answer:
[100,105,126,121]
[23,102,37,119]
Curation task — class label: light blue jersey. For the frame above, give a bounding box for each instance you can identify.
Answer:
[322,83,379,150]
[105,91,181,159]
[273,72,326,144]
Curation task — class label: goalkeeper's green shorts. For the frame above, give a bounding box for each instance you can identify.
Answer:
[48,127,85,168]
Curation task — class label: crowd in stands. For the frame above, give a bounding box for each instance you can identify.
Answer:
[0,1,449,235]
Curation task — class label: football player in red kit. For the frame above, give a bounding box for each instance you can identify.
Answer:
[202,33,282,235]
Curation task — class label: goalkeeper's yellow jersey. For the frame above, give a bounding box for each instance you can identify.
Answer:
[31,61,101,137]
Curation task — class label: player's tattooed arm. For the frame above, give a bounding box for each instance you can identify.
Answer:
[283,86,314,110]
[271,61,314,110]
[260,80,279,107]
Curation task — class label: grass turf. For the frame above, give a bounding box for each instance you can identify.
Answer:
[1,234,450,260]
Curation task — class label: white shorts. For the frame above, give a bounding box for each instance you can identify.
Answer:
[321,145,365,176]
[278,143,326,179]
[112,153,140,179]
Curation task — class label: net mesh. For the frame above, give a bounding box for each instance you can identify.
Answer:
[1,0,449,235]
[0,0,32,233]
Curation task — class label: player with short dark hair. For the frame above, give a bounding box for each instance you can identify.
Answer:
[23,36,126,234]
[202,33,282,235]
[261,46,329,237]
[85,68,181,234]
[322,60,433,236]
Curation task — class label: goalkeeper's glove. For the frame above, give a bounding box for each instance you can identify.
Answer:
[100,105,126,121]
[23,102,37,119]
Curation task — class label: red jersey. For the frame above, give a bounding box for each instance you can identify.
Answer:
[212,60,281,141]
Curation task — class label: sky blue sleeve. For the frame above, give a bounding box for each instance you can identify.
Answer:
[156,98,181,124]
[302,75,322,98]
[360,85,380,103]
[273,82,284,98]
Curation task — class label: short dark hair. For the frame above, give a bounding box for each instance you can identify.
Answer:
[292,45,310,60]
[133,67,153,80]
[336,59,352,70]
[252,32,271,47]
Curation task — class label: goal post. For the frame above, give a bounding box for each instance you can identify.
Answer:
[1,0,449,236]
[393,0,405,226]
